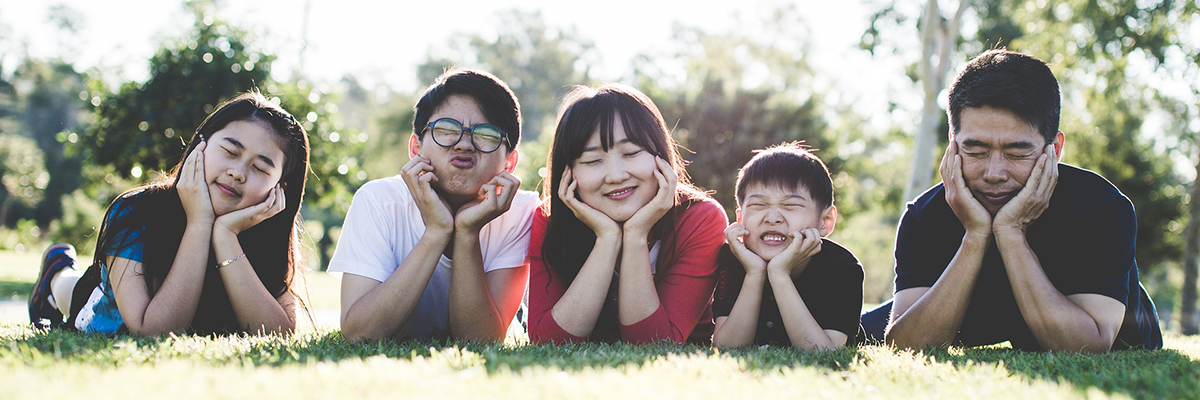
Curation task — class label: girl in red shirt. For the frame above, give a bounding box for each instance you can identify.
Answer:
[528,84,726,344]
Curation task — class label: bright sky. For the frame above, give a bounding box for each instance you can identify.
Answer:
[0,0,917,126]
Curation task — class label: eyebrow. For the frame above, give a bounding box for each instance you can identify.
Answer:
[222,137,278,169]
[745,193,808,202]
[960,138,1038,151]
[582,138,634,153]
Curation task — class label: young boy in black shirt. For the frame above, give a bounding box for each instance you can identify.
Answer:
[711,142,864,349]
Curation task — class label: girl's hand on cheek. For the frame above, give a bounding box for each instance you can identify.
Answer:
[180,141,216,225]
[215,184,286,236]
[559,167,620,239]
[623,157,676,237]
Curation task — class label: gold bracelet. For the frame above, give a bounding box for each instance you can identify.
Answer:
[217,253,246,269]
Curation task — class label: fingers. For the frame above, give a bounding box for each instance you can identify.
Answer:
[940,140,955,182]
[723,223,749,247]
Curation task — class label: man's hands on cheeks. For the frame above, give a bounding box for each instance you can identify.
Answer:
[941,140,992,236]
[179,141,216,225]
[724,222,765,276]
[401,155,454,236]
[766,228,822,278]
[454,171,521,233]
[993,144,1058,235]
[623,157,677,238]
[559,166,622,239]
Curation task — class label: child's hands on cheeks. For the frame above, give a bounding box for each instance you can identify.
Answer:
[724,222,765,276]
[214,184,286,235]
[766,228,823,278]
[179,141,216,225]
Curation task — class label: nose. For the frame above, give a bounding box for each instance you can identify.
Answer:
[602,159,631,184]
[227,164,246,183]
[764,207,784,224]
[451,131,476,153]
[982,154,1007,183]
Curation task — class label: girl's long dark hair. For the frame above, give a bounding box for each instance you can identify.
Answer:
[86,91,309,334]
[541,83,708,291]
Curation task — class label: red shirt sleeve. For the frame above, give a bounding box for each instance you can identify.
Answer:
[618,198,727,343]
[526,205,589,344]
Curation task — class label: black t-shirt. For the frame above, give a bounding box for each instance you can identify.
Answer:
[895,163,1162,350]
[712,239,864,346]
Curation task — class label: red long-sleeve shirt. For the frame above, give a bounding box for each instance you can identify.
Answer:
[527,198,727,344]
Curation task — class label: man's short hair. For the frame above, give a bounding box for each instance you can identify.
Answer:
[948,49,1061,143]
[735,142,834,210]
[413,69,522,150]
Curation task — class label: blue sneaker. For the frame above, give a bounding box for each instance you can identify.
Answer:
[29,243,76,329]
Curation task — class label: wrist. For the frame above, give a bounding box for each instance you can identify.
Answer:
[992,226,1027,243]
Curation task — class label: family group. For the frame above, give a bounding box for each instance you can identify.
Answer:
[28,49,1163,353]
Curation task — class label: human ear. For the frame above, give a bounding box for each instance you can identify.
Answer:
[1052,131,1065,161]
[504,148,520,173]
[735,208,743,224]
[819,205,837,237]
[408,133,421,159]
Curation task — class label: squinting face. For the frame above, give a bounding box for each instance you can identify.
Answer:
[571,118,659,222]
[204,120,286,216]
[954,106,1057,215]
[411,94,516,206]
[739,184,829,261]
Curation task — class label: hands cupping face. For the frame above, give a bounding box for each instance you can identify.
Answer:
[180,141,216,224]
[455,171,521,232]
[766,228,822,277]
[559,167,621,238]
[940,140,992,234]
[725,222,765,274]
[623,157,677,236]
[994,144,1059,233]
[215,184,286,235]
[402,155,454,233]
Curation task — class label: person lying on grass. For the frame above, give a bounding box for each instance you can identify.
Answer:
[711,142,864,350]
[331,69,537,342]
[527,84,727,344]
[859,49,1163,352]
[29,91,310,335]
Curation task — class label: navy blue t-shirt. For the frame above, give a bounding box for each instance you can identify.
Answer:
[713,239,864,346]
[895,163,1162,350]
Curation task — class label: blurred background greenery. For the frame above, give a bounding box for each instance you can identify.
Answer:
[0,0,1197,333]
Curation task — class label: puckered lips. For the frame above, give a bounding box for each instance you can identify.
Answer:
[604,186,636,200]
[213,181,241,198]
[449,155,476,168]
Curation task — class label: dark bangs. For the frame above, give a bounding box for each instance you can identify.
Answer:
[735,142,833,210]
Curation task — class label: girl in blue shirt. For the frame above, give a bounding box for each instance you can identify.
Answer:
[29,91,310,335]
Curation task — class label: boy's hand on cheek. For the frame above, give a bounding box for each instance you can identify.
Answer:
[766,228,822,278]
[401,155,453,235]
[724,222,765,275]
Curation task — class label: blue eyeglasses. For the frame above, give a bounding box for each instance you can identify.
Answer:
[421,118,510,153]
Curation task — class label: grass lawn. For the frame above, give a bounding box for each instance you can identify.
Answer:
[2,250,1198,398]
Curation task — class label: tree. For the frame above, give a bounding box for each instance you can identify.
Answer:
[0,135,46,224]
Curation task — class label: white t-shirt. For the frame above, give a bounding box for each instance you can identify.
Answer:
[328,176,539,339]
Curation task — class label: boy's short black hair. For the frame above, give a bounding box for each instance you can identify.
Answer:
[948,49,1061,143]
[735,142,834,210]
[412,68,521,150]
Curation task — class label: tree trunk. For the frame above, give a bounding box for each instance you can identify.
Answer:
[902,0,969,203]
[1182,136,1200,334]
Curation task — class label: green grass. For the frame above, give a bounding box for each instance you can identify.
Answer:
[1,326,1198,399]
[3,249,1200,398]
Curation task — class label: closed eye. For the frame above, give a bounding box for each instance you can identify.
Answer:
[623,149,643,157]
[253,164,267,174]
[577,159,601,166]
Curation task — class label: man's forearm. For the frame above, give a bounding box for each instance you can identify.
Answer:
[886,232,990,348]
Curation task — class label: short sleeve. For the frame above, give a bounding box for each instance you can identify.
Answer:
[482,191,539,273]
[711,245,742,318]
[894,188,955,292]
[99,196,145,263]
[804,241,865,336]
[1056,195,1135,301]
[327,181,400,282]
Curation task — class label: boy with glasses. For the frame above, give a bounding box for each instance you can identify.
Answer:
[331,69,537,342]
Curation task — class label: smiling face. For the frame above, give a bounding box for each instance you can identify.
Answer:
[203,119,287,216]
[954,106,1063,215]
[571,117,660,222]
[738,183,834,261]
[410,94,518,207]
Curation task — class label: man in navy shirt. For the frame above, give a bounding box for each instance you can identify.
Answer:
[861,49,1162,352]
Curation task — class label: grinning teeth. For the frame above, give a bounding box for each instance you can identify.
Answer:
[607,188,632,197]
[762,234,787,242]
